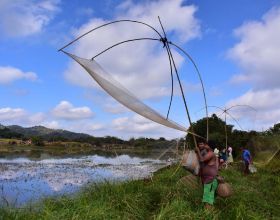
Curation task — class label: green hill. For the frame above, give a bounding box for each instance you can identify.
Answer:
[0,124,92,141]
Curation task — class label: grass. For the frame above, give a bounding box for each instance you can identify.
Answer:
[0,163,279,220]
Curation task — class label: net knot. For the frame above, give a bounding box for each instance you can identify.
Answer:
[160,37,168,48]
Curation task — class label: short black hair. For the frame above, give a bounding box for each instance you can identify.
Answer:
[197,138,207,144]
[207,140,216,151]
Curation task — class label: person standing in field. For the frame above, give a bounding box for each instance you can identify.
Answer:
[196,140,218,209]
[219,148,228,168]
[241,147,252,175]
[214,147,219,158]
[227,146,234,164]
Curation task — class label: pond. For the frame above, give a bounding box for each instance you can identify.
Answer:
[0,148,176,207]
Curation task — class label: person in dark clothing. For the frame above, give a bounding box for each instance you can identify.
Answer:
[241,147,252,175]
[196,140,218,209]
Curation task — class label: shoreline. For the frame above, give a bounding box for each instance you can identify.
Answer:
[1,165,279,219]
[0,154,168,208]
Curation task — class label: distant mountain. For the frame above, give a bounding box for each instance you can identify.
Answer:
[1,124,92,141]
[0,124,172,147]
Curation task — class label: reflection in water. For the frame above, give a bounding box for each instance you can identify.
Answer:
[0,154,171,207]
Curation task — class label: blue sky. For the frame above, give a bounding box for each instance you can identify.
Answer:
[1,0,280,139]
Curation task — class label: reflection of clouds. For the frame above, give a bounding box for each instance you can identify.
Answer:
[0,164,38,180]
[107,164,164,180]
[0,170,22,180]
[0,154,162,166]
[44,172,89,192]
[0,155,166,206]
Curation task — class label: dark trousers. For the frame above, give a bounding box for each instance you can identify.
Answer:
[244,161,249,174]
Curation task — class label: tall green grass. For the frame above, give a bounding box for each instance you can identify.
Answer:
[1,165,279,220]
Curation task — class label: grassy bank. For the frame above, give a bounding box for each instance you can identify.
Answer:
[1,164,279,220]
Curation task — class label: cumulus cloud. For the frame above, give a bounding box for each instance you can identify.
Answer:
[51,101,94,120]
[226,89,280,128]
[41,120,60,129]
[0,107,46,126]
[0,0,60,37]
[228,7,280,89]
[0,105,183,139]
[112,114,185,139]
[227,89,280,111]
[28,112,46,125]
[0,107,27,121]
[103,102,128,114]
[0,104,104,134]
[64,0,200,99]
[113,115,158,133]
[65,122,105,134]
[226,7,280,130]
[0,66,38,84]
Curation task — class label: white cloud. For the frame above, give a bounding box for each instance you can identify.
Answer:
[226,89,280,128]
[0,0,60,37]
[228,7,280,89]
[41,120,60,129]
[113,115,158,133]
[64,0,200,99]
[227,89,280,111]
[0,107,26,121]
[112,114,185,139]
[0,66,38,84]
[51,101,94,120]
[65,122,105,134]
[103,102,128,114]
[0,104,104,134]
[0,107,45,126]
[226,7,280,130]
[28,112,46,125]
[0,105,183,139]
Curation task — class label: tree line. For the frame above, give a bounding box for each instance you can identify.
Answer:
[186,114,280,156]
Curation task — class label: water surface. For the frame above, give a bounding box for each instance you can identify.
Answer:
[0,150,172,207]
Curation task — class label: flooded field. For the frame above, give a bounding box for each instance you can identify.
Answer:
[0,147,175,207]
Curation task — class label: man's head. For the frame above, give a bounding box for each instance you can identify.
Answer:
[198,139,208,150]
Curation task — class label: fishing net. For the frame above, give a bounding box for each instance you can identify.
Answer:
[64,51,188,133]
[265,148,280,172]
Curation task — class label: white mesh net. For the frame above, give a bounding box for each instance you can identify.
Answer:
[65,51,188,133]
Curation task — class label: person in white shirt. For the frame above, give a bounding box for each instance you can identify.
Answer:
[227,146,233,164]
[214,147,219,158]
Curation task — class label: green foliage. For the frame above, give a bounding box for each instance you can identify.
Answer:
[0,127,23,139]
[31,136,45,146]
[186,115,280,158]
[267,123,280,135]
[1,166,279,220]
[265,149,280,173]
[187,114,233,149]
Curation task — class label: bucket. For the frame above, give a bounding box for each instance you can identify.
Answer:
[217,182,233,198]
[249,164,257,173]
[181,150,200,175]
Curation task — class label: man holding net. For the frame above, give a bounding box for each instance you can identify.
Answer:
[196,140,218,209]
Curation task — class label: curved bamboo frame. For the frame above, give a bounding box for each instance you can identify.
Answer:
[169,42,209,142]
[196,104,257,149]
[59,18,209,150]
